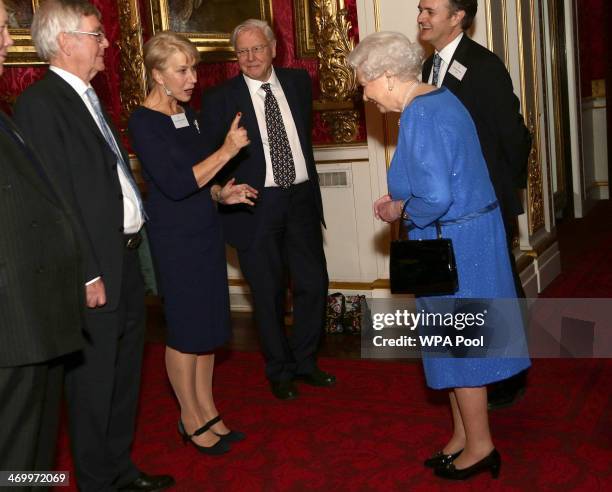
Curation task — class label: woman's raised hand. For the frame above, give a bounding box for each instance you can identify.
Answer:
[222,113,250,159]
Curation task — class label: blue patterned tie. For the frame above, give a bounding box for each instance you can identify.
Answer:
[85,88,145,216]
[261,83,295,188]
[432,53,442,86]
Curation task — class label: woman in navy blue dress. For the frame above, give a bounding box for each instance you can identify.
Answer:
[129,32,257,455]
[349,32,530,480]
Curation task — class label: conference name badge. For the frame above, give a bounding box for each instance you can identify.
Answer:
[448,60,468,81]
[171,113,189,129]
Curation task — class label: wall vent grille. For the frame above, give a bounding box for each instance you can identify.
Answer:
[318,170,350,187]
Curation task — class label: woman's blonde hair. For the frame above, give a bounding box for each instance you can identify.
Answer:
[144,31,198,89]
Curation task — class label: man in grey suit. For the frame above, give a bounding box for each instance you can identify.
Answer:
[14,1,173,490]
[0,0,83,481]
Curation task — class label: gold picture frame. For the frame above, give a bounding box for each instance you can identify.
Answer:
[149,0,273,62]
[293,0,316,59]
[5,0,45,66]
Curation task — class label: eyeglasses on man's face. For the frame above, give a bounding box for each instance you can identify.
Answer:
[68,29,107,44]
[235,44,268,59]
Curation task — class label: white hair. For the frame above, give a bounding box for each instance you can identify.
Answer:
[230,19,275,49]
[348,31,424,82]
[31,0,100,61]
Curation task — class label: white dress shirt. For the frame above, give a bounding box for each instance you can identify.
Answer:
[427,32,464,87]
[50,66,144,234]
[243,68,309,187]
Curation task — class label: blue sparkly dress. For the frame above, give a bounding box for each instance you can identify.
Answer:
[387,88,530,389]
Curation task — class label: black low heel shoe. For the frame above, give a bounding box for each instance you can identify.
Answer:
[434,449,501,480]
[207,415,246,444]
[178,420,231,455]
[424,449,463,468]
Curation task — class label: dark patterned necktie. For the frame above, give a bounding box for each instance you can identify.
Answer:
[261,82,295,188]
[432,53,442,86]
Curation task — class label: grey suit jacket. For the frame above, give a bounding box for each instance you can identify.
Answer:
[0,111,83,367]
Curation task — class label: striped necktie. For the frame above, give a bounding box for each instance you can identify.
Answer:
[85,88,145,216]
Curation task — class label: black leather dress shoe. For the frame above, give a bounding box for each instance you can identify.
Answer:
[424,449,463,468]
[434,449,501,480]
[270,380,299,400]
[295,367,336,387]
[118,472,175,491]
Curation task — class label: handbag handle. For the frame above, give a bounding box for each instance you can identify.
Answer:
[399,199,443,240]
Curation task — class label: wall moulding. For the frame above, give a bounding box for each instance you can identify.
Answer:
[5,0,44,66]
[311,0,360,144]
[117,0,147,129]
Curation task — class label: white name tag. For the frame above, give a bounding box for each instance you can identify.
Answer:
[448,60,468,81]
[171,113,189,129]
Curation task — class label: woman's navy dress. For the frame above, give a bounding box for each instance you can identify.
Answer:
[387,88,530,389]
[129,106,230,352]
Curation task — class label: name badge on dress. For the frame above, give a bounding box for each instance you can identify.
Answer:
[448,60,468,81]
[171,113,189,129]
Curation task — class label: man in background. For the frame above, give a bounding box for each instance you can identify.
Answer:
[14,1,173,490]
[200,19,334,401]
[418,0,532,409]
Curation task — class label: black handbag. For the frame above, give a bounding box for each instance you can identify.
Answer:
[390,202,459,296]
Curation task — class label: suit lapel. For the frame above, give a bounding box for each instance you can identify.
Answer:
[46,71,120,165]
[422,56,433,83]
[230,75,262,150]
[276,69,309,158]
[0,112,61,205]
[442,35,471,94]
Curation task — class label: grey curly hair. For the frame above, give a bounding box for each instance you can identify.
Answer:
[347,31,424,82]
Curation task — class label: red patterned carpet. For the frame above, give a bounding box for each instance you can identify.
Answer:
[52,202,612,490]
[53,346,612,491]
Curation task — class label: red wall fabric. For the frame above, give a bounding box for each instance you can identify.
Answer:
[0,0,364,144]
[0,0,122,124]
[191,0,364,144]
[577,0,606,96]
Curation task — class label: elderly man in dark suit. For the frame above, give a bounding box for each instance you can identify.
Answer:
[418,0,531,408]
[13,1,173,490]
[200,19,334,401]
[0,0,82,481]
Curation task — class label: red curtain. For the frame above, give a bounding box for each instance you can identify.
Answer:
[577,0,606,97]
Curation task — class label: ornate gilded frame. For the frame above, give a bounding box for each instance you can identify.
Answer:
[293,0,316,58]
[5,0,44,66]
[148,0,273,62]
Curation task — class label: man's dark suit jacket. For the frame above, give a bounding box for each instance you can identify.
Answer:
[15,71,130,312]
[199,67,324,250]
[0,111,83,367]
[422,35,532,222]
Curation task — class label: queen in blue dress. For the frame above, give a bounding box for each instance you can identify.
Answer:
[349,32,530,480]
[129,32,258,455]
